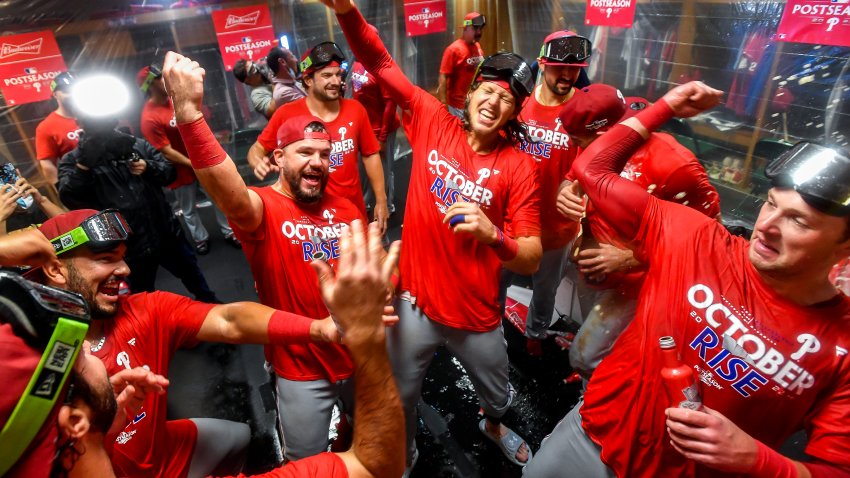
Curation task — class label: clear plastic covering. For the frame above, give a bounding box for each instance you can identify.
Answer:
[0,0,847,231]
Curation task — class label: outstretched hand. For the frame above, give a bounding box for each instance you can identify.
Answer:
[311,220,401,347]
[317,0,354,14]
[662,81,723,118]
[161,51,206,124]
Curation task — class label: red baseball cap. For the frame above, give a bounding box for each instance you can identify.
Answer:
[463,12,485,27]
[621,96,651,120]
[0,323,63,478]
[276,115,333,149]
[558,84,626,136]
[38,209,100,242]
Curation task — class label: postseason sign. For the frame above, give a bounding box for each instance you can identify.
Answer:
[404,0,447,37]
[211,5,276,71]
[0,30,68,106]
[584,0,637,28]
[777,0,850,48]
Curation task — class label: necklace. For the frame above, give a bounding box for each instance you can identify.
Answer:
[91,336,106,353]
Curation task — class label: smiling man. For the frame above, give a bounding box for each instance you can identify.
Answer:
[247,41,389,234]
[525,82,850,478]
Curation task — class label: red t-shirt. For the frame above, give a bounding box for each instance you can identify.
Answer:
[140,99,196,189]
[231,186,364,381]
[218,452,347,478]
[93,292,215,478]
[400,88,540,331]
[575,133,720,295]
[257,98,381,217]
[35,111,81,163]
[439,39,484,109]
[580,197,850,477]
[518,87,580,250]
[350,61,399,142]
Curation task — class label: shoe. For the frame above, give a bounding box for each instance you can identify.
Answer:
[224,233,242,249]
[526,338,543,357]
[195,240,210,255]
[478,419,532,467]
[401,448,419,478]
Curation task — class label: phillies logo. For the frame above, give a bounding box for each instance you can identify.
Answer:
[225,11,260,28]
[0,38,43,59]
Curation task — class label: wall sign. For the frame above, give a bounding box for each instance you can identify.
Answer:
[0,30,68,105]
[211,5,276,71]
[584,0,637,28]
[777,0,850,48]
[404,0,447,37]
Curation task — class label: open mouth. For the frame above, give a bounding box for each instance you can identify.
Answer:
[478,108,497,126]
[98,281,121,299]
[753,237,779,257]
[302,171,323,187]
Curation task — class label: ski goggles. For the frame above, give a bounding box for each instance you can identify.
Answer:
[474,52,535,102]
[0,271,90,476]
[463,15,486,28]
[139,64,162,94]
[50,209,132,256]
[765,141,850,216]
[300,42,346,74]
[539,35,592,66]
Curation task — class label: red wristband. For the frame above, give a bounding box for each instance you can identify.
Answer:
[634,98,675,132]
[746,441,798,478]
[176,117,227,169]
[267,310,314,344]
[489,228,519,261]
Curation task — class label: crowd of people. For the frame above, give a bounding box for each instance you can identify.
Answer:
[2,0,850,477]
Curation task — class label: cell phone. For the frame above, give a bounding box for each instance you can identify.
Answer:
[0,164,33,210]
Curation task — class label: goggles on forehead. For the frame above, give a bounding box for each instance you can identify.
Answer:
[464,15,486,28]
[300,42,346,74]
[474,52,535,101]
[766,141,850,216]
[0,271,90,476]
[139,64,163,94]
[50,209,132,256]
[539,35,592,65]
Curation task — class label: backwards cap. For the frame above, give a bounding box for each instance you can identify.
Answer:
[558,84,626,136]
[463,12,486,27]
[38,209,100,244]
[276,115,333,149]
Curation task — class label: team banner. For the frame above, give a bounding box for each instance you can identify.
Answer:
[404,0,447,37]
[776,0,850,48]
[584,0,637,28]
[211,5,276,71]
[0,30,68,106]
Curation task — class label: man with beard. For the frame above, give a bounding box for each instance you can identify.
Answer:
[266,46,306,109]
[29,208,362,477]
[165,48,387,459]
[507,31,591,355]
[438,12,486,118]
[35,72,81,185]
[247,42,389,234]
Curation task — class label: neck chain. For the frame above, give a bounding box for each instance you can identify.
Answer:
[91,335,106,353]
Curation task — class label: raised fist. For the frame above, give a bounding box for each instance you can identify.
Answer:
[161,51,206,124]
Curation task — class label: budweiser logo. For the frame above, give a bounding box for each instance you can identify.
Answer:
[0,38,43,59]
[225,11,260,28]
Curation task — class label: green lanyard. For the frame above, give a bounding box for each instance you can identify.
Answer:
[0,317,88,475]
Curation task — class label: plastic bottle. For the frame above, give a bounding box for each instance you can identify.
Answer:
[659,336,703,411]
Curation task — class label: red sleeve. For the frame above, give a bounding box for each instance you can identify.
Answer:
[355,104,381,156]
[439,43,456,75]
[336,9,417,109]
[214,452,348,478]
[377,85,398,142]
[150,292,215,349]
[631,196,716,266]
[35,121,58,160]
[140,115,171,150]
[804,373,850,467]
[506,153,541,238]
[257,109,284,151]
[661,163,721,219]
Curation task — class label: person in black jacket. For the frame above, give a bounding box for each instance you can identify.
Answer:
[58,116,219,302]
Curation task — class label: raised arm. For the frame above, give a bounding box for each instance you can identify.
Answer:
[573,81,722,241]
[321,0,417,111]
[161,51,265,233]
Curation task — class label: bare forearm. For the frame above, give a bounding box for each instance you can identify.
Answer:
[247,142,268,170]
[160,145,193,168]
[502,236,542,275]
[37,196,66,218]
[437,75,448,103]
[197,302,325,344]
[362,153,386,203]
[40,160,59,185]
[347,339,405,478]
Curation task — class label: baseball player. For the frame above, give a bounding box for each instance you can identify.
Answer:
[438,12,486,118]
[35,72,81,185]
